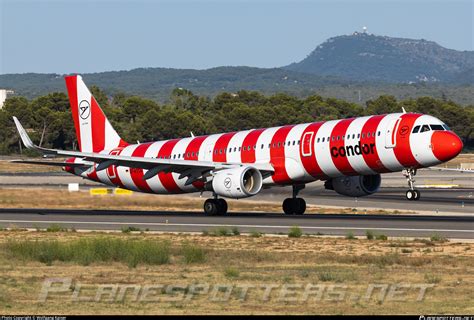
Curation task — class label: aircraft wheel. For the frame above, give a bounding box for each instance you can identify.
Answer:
[216,198,228,215]
[406,190,415,201]
[204,199,219,215]
[283,198,294,215]
[295,198,306,215]
[413,189,420,201]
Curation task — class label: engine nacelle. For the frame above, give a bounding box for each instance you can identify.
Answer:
[211,166,263,199]
[324,174,381,197]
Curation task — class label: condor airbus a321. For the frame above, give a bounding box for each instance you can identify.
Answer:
[13,75,463,215]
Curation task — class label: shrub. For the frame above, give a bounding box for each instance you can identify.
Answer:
[430,234,448,243]
[121,226,141,233]
[182,243,206,264]
[224,267,240,278]
[288,226,303,238]
[46,224,68,232]
[376,234,388,241]
[366,230,375,240]
[345,232,356,240]
[231,227,240,236]
[249,230,262,238]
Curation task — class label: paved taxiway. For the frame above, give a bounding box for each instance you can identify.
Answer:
[0,209,472,239]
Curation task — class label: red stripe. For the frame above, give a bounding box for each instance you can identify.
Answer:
[129,143,154,193]
[90,96,105,152]
[184,136,208,189]
[270,125,294,184]
[299,122,327,179]
[329,118,356,174]
[64,76,81,150]
[393,114,422,168]
[157,139,182,193]
[241,129,265,163]
[360,115,389,173]
[213,132,236,162]
[107,148,126,189]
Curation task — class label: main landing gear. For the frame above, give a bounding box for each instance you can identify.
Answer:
[204,195,228,215]
[283,184,306,215]
[403,168,420,201]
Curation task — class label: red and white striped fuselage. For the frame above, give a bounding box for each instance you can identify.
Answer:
[68,112,462,194]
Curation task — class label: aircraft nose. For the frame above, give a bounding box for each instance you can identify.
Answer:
[431,131,463,162]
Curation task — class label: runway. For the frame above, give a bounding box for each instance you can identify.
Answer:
[0,208,473,239]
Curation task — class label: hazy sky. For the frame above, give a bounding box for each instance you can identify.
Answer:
[1,0,473,74]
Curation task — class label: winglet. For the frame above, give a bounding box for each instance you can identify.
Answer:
[12,117,35,149]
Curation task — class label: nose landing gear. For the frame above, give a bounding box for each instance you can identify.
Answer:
[403,168,420,201]
[282,184,306,215]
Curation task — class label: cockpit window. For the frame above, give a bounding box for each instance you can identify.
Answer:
[442,124,451,131]
[412,125,420,133]
[420,125,431,133]
[430,124,445,131]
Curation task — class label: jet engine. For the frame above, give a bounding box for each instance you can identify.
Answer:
[210,166,263,199]
[324,174,381,197]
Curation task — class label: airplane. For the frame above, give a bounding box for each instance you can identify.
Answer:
[12,75,463,215]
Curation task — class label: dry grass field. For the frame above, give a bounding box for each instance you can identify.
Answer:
[0,188,410,215]
[0,230,472,315]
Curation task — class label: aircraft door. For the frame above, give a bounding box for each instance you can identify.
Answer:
[385,118,401,148]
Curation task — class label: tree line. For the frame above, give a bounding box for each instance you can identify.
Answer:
[1,87,473,155]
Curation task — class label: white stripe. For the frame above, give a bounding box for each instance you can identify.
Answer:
[314,120,341,178]
[115,145,140,191]
[226,130,251,163]
[376,114,403,171]
[143,141,167,193]
[76,77,92,152]
[285,123,309,181]
[345,116,377,175]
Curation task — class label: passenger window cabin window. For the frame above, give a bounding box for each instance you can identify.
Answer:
[292,141,295,146]
[357,133,360,138]
[377,131,380,136]
[297,140,300,145]
[261,144,264,149]
[362,133,365,139]
[412,126,420,133]
[317,138,320,143]
[352,134,355,139]
[239,147,241,151]
[421,125,431,132]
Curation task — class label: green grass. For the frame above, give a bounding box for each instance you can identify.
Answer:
[224,267,240,279]
[121,226,142,233]
[375,234,388,241]
[212,227,231,237]
[46,224,69,232]
[366,230,375,240]
[430,234,448,243]
[181,242,206,264]
[424,273,442,284]
[249,230,262,238]
[3,237,170,268]
[231,227,240,236]
[288,226,303,238]
[345,232,356,240]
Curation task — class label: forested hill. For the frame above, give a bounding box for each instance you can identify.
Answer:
[1,67,474,106]
[0,67,343,101]
[285,32,474,84]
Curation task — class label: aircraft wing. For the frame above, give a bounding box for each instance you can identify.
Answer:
[12,117,274,185]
